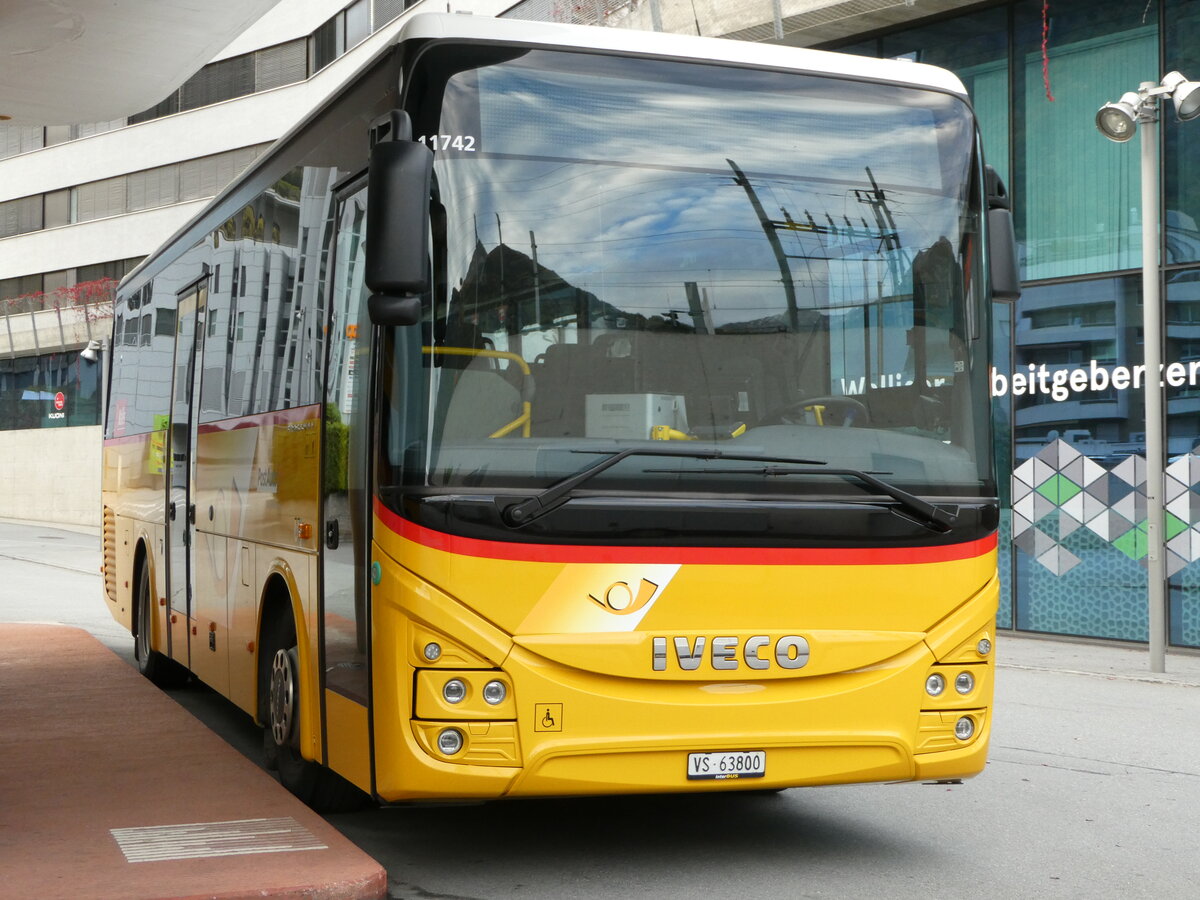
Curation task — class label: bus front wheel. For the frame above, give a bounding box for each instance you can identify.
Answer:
[260,612,368,812]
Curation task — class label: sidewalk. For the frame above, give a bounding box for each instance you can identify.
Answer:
[0,622,385,900]
[998,631,1200,687]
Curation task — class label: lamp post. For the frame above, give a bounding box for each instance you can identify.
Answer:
[1097,72,1200,673]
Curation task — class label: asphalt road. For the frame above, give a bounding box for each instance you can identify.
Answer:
[5,518,1200,899]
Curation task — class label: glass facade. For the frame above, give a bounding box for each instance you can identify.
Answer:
[833,0,1200,647]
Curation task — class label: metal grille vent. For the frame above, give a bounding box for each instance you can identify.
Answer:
[102,505,116,602]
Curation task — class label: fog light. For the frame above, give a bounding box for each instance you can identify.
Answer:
[925,673,946,697]
[955,716,975,741]
[976,638,992,657]
[955,671,975,695]
[437,727,464,755]
[443,678,466,704]
[482,680,507,705]
[423,642,442,662]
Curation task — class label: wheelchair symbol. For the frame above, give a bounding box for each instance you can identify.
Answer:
[535,703,563,732]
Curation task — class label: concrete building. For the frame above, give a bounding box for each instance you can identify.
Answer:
[0,0,506,526]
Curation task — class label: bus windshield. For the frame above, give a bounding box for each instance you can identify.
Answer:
[386,46,988,506]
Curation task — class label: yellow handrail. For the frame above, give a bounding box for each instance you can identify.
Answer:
[423,345,532,438]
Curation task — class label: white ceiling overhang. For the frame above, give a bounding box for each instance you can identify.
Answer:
[0,0,283,125]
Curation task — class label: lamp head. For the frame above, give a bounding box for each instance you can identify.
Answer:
[1096,92,1142,142]
[1162,71,1200,121]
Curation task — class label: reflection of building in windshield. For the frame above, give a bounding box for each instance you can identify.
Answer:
[433,232,965,443]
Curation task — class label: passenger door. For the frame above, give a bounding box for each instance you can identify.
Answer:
[166,278,208,669]
[319,182,373,789]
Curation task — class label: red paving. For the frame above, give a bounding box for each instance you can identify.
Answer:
[0,623,386,900]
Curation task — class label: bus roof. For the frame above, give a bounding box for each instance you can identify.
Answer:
[119,10,969,297]
[400,12,968,98]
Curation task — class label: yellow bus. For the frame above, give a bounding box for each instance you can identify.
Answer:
[102,11,1019,810]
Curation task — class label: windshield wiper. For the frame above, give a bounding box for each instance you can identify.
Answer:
[651,464,958,532]
[501,447,825,528]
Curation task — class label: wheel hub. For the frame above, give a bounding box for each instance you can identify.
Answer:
[269,648,296,747]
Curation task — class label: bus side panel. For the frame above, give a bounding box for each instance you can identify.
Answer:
[102,430,167,634]
[192,529,231,696]
[228,540,257,715]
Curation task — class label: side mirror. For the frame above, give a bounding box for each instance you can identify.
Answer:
[365,125,433,324]
[367,294,421,326]
[984,165,1021,302]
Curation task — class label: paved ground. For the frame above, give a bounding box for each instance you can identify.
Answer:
[6,517,1200,900]
[0,520,386,900]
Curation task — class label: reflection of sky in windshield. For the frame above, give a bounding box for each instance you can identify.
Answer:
[437,53,974,330]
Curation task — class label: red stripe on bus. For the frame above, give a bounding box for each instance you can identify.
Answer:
[374,499,996,566]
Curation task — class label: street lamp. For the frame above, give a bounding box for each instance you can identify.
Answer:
[1096,71,1200,673]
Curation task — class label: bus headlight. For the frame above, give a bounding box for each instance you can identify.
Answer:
[955,671,975,695]
[955,716,976,741]
[482,680,507,705]
[423,642,442,661]
[925,673,946,697]
[437,728,464,755]
[443,678,467,704]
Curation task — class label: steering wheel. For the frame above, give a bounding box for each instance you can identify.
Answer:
[759,396,870,427]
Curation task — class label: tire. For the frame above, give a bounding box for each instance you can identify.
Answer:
[260,609,370,812]
[134,561,187,688]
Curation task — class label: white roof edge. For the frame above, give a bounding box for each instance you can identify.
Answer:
[399,12,968,98]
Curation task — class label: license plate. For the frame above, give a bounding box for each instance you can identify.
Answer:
[687,750,766,780]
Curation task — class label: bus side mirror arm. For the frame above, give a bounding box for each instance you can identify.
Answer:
[984,165,1021,302]
[365,131,433,326]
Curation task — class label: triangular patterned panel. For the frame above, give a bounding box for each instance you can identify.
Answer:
[1189,454,1200,484]
[1060,492,1086,523]
[1084,509,1113,540]
[1080,456,1107,487]
[1031,526,1055,556]
[1057,439,1082,466]
[1165,471,1190,503]
[1034,440,1064,466]
[1111,454,1144,486]
[1081,491,1108,523]
[1061,456,1087,487]
[1112,492,1139,523]
[1166,455,1191,484]
[1012,458,1038,488]
[1036,544,1081,576]
[1167,530,1192,559]
[1166,492,1192,522]
[1105,476,1134,506]
[1166,548,1188,577]
[1013,493,1037,524]
[1033,492,1058,521]
[1012,477,1033,502]
[1011,510,1033,537]
[1059,513,1081,538]
[1107,514,1135,540]
[1030,457,1054,488]
[1012,524,1041,554]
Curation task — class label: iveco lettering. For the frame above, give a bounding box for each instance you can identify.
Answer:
[100,10,1016,809]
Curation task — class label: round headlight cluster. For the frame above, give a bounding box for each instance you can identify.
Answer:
[443,678,467,704]
[423,642,442,662]
[955,671,975,695]
[955,716,976,741]
[482,680,507,705]
[437,727,464,755]
[925,673,946,697]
